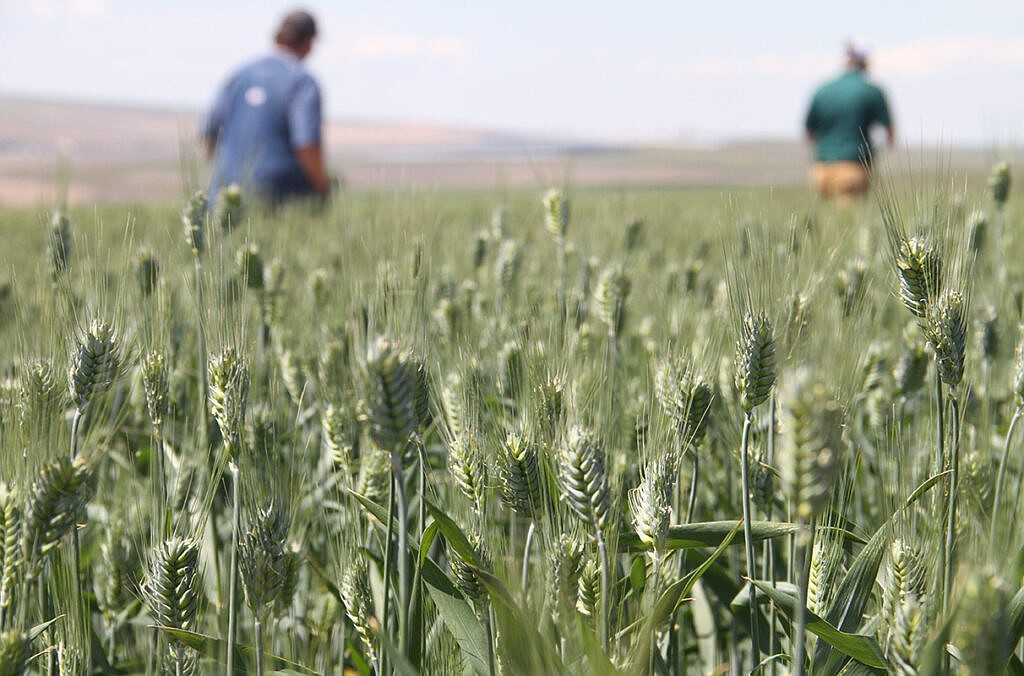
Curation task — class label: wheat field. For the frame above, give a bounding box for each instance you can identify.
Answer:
[0,169,1021,675]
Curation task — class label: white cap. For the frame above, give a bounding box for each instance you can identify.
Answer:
[846,36,870,64]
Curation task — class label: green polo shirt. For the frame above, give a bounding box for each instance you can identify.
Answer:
[805,70,891,164]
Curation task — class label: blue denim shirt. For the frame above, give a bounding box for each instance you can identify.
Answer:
[203,51,322,204]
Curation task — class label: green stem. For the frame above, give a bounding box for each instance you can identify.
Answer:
[740,412,761,663]
[106,620,115,666]
[995,406,1024,548]
[934,369,945,498]
[649,550,662,674]
[766,394,778,674]
[933,369,947,611]
[793,519,816,676]
[69,405,90,668]
[70,408,83,459]
[604,330,618,428]
[40,581,55,676]
[254,613,265,676]
[996,207,1007,284]
[195,258,208,447]
[557,241,567,346]
[415,438,427,666]
[943,394,961,615]
[226,461,240,675]
[394,449,410,654]
[71,531,87,668]
[154,426,169,537]
[207,510,223,610]
[686,444,699,525]
[670,435,695,674]
[521,520,537,593]
[380,465,396,675]
[147,624,158,676]
[763,537,777,673]
[483,603,497,676]
[597,528,611,653]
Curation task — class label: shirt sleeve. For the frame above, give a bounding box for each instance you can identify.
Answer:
[874,88,892,128]
[804,97,819,134]
[201,79,232,144]
[288,76,322,149]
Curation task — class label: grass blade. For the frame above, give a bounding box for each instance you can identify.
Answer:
[749,579,887,670]
[424,498,479,566]
[152,626,320,675]
[618,520,797,552]
[424,582,491,676]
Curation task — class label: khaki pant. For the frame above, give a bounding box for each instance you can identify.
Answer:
[811,161,870,202]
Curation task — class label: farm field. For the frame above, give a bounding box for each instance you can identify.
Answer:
[0,96,1009,207]
[0,164,1022,675]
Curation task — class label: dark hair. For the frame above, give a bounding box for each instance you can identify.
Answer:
[275,10,317,49]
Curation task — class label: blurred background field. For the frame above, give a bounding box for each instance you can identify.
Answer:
[0,96,1014,208]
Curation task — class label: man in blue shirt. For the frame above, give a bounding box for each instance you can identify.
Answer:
[202,10,330,207]
[804,40,894,202]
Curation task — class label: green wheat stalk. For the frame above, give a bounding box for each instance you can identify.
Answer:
[363,335,419,665]
[143,536,202,676]
[68,318,122,457]
[777,370,840,676]
[993,330,1024,551]
[208,345,249,675]
[497,429,545,590]
[239,504,299,676]
[543,188,570,342]
[924,289,967,615]
[559,425,612,651]
[734,309,775,665]
[0,487,21,632]
[182,191,210,451]
[341,556,377,671]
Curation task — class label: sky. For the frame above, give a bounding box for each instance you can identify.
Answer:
[2,0,1024,147]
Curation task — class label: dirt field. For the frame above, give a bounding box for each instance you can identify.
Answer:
[0,96,1000,207]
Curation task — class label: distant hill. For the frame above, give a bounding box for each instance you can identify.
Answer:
[0,96,999,207]
[0,96,573,205]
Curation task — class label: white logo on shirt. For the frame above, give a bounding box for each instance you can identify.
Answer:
[245,86,267,107]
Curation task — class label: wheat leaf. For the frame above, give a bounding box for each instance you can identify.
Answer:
[424,499,480,568]
[152,626,319,674]
[749,579,887,669]
[618,519,796,552]
[424,581,490,676]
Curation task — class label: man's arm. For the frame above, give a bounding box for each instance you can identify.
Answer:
[295,145,330,194]
[875,88,895,148]
[288,77,329,194]
[202,81,231,160]
[804,100,818,144]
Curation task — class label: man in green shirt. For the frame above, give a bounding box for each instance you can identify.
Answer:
[804,41,894,202]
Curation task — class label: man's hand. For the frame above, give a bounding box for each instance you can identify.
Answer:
[295,145,330,194]
[204,137,218,161]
